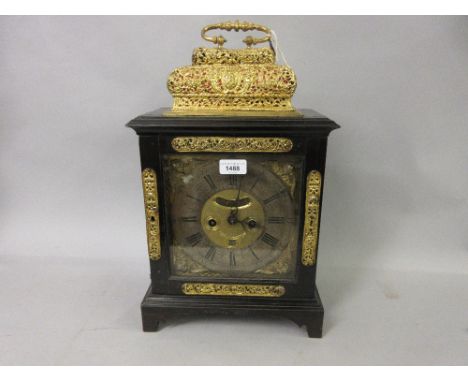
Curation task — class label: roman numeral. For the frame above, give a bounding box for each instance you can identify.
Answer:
[205,247,216,261]
[229,175,238,187]
[267,216,285,224]
[263,189,288,205]
[229,252,236,267]
[261,232,279,248]
[181,216,198,222]
[203,175,217,191]
[185,232,202,247]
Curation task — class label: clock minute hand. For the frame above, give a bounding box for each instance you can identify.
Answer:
[227,176,243,224]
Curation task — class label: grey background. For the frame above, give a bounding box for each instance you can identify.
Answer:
[1,16,467,365]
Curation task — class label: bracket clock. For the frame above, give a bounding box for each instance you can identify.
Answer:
[126,21,340,337]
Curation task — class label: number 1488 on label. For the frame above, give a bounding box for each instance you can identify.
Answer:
[219,159,247,175]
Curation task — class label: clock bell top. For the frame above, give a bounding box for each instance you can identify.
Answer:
[164,21,300,117]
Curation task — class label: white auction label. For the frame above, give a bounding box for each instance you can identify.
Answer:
[219,159,247,175]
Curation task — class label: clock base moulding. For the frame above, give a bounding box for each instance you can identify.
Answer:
[141,284,324,338]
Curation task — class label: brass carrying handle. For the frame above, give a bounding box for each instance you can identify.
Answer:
[201,20,272,48]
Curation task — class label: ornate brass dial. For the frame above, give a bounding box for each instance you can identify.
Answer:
[168,158,299,275]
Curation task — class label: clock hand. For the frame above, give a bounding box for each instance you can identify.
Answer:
[235,176,242,201]
[228,177,243,224]
[233,176,243,215]
[239,218,248,232]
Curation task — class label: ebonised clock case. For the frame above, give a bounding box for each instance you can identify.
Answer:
[126,108,340,337]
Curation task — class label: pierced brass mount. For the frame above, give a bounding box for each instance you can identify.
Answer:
[142,168,161,261]
[171,136,293,153]
[181,283,285,297]
[301,171,322,266]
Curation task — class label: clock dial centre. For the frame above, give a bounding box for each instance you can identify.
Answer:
[201,188,265,249]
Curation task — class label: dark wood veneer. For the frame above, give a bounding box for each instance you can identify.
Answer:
[127,108,339,337]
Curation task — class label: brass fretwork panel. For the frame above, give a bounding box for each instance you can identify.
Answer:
[171,136,293,153]
[181,283,285,297]
[142,168,161,261]
[301,171,322,266]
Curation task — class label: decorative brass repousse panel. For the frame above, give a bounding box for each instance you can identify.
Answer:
[142,168,161,261]
[181,283,285,297]
[192,47,275,65]
[167,64,297,115]
[302,171,322,266]
[171,136,293,153]
[168,65,296,96]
